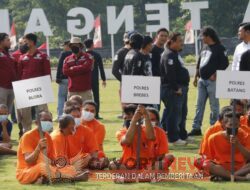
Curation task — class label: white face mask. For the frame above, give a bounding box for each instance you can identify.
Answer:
[142,120,157,127]
[40,121,53,132]
[82,111,95,121]
[151,122,157,127]
[0,115,8,122]
[74,118,81,126]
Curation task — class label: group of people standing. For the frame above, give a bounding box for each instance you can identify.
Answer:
[0,21,250,184]
[112,26,230,145]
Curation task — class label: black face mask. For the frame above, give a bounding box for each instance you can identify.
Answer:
[226,127,238,136]
[19,44,29,54]
[124,120,131,129]
[71,46,80,54]
[4,47,9,52]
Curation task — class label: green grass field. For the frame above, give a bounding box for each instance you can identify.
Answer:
[0,80,249,190]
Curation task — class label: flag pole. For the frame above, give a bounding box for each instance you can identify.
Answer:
[46,36,50,57]
[111,34,115,61]
[194,30,199,62]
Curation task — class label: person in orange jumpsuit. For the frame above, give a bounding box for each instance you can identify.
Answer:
[56,103,109,170]
[16,111,89,184]
[205,110,250,181]
[81,100,106,158]
[146,107,175,169]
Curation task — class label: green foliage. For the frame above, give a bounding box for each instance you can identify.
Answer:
[50,56,59,68]
[184,54,196,64]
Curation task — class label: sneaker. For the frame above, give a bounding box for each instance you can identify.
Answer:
[188,129,202,136]
[172,139,187,146]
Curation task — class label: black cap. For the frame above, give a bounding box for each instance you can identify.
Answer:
[129,33,143,49]
[142,35,153,49]
[239,22,250,27]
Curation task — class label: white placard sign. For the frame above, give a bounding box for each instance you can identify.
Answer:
[12,75,54,109]
[121,75,160,104]
[216,71,250,99]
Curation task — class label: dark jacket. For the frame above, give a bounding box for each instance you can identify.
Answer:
[56,50,72,81]
[151,44,164,77]
[240,49,250,71]
[160,48,190,91]
[197,44,229,80]
[86,50,106,85]
[123,49,152,76]
[112,47,130,81]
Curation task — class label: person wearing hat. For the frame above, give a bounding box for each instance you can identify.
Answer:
[63,37,94,102]
[232,22,250,71]
[84,39,106,120]
[123,33,151,76]
[54,40,71,122]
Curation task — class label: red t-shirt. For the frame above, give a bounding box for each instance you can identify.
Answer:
[63,52,93,92]
[12,50,22,62]
[18,49,51,80]
[0,49,17,89]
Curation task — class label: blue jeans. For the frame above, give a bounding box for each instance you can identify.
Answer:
[192,78,219,130]
[57,79,68,118]
[161,85,188,142]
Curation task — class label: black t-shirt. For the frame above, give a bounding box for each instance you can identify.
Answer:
[141,53,153,76]
[123,49,152,76]
[197,44,229,80]
[86,50,106,84]
[112,47,130,81]
[240,49,250,71]
[160,48,190,90]
[151,45,164,77]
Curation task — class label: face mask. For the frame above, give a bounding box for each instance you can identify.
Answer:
[151,122,157,127]
[0,115,8,122]
[19,44,29,54]
[226,127,238,136]
[124,120,131,129]
[4,47,9,52]
[143,120,157,127]
[74,118,81,127]
[82,111,95,122]
[71,46,80,54]
[41,121,53,132]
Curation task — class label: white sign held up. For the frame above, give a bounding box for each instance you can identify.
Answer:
[12,75,54,109]
[121,75,161,105]
[216,71,250,99]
